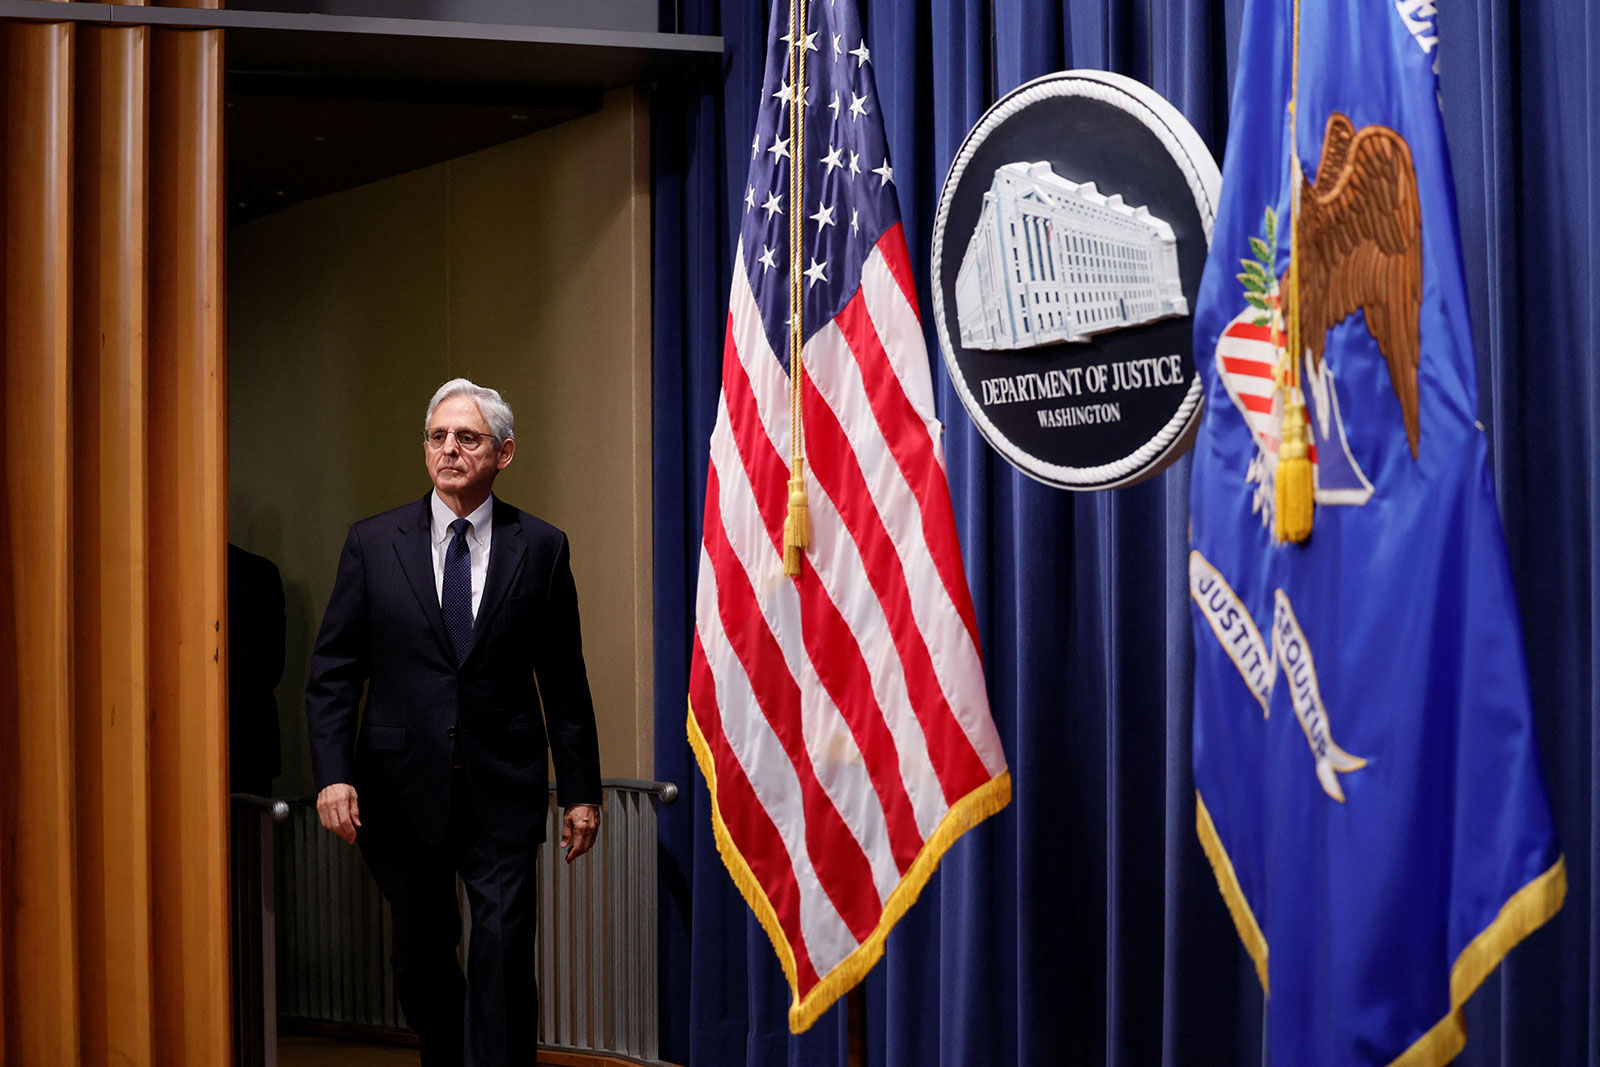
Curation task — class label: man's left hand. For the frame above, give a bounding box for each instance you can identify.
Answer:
[561,803,601,863]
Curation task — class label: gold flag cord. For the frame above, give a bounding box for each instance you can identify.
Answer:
[1275,0,1315,543]
[782,0,811,576]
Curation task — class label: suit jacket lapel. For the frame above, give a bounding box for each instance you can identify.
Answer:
[394,493,455,660]
[462,496,526,665]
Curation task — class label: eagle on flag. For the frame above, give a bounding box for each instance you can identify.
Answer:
[1294,112,1424,457]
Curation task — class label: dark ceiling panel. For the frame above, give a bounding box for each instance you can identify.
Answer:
[0,1,720,225]
[0,3,722,91]
[228,0,660,36]
[224,23,721,92]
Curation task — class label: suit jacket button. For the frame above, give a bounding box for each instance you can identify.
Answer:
[447,727,457,739]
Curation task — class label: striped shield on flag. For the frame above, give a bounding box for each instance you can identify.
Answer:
[1216,305,1385,509]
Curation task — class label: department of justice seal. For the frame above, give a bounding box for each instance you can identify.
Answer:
[932,70,1222,489]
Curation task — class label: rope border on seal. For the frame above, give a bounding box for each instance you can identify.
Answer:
[930,70,1220,490]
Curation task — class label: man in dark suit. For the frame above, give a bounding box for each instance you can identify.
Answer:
[305,378,602,1067]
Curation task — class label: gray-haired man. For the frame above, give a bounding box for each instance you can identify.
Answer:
[306,378,602,1066]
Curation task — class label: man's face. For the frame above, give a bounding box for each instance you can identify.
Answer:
[425,395,515,500]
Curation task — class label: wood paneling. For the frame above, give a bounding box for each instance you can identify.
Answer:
[3,21,83,1067]
[0,31,9,1060]
[72,22,156,1067]
[148,16,229,1065]
[0,4,228,1063]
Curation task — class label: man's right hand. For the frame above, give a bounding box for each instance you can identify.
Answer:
[316,783,361,843]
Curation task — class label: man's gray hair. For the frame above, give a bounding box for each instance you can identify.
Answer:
[425,378,515,441]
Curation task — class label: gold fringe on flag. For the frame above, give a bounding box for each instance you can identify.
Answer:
[687,702,1013,1033]
[1195,792,1269,993]
[1198,786,1567,1067]
[1390,858,1567,1067]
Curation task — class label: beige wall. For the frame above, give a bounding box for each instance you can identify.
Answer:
[228,87,653,797]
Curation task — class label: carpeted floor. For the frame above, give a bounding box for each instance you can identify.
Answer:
[273,1035,654,1067]
[276,1035,420,1067]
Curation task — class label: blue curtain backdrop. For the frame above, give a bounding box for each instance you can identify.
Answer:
[651,0,1599,1063]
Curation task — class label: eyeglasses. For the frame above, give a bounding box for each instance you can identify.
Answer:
[423,428,499,452]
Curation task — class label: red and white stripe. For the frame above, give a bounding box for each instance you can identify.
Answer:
[689,224,1008,1014]
[1215,309,1319,463]
[1216,313,1283,452]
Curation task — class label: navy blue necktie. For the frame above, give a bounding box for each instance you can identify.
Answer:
[443,518,473,663]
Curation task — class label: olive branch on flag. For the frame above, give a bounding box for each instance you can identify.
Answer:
[1238,207,1280,328]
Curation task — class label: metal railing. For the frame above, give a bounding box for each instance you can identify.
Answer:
[270,778,677,1060]
[538,778,677,1057]
[274,796,401,1032]
[230,793,292,1067]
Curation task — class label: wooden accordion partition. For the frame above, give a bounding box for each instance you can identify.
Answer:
[0,3,229,1064]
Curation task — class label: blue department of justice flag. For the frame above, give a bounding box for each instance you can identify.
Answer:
[1188,0,1566,1062]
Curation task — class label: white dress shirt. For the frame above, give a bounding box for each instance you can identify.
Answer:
[430,491,493,618]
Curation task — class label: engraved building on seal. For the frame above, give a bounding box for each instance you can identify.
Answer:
[955,161,1188,350]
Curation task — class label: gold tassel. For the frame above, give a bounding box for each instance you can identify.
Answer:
[1275,398,1314,543]
[782,458,810,576]
[780,0,809,581]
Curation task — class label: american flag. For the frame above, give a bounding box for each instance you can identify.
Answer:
[687,0,1012,1033]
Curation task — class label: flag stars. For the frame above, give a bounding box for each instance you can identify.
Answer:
[740,21,896,309]
[779,28,820,54]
